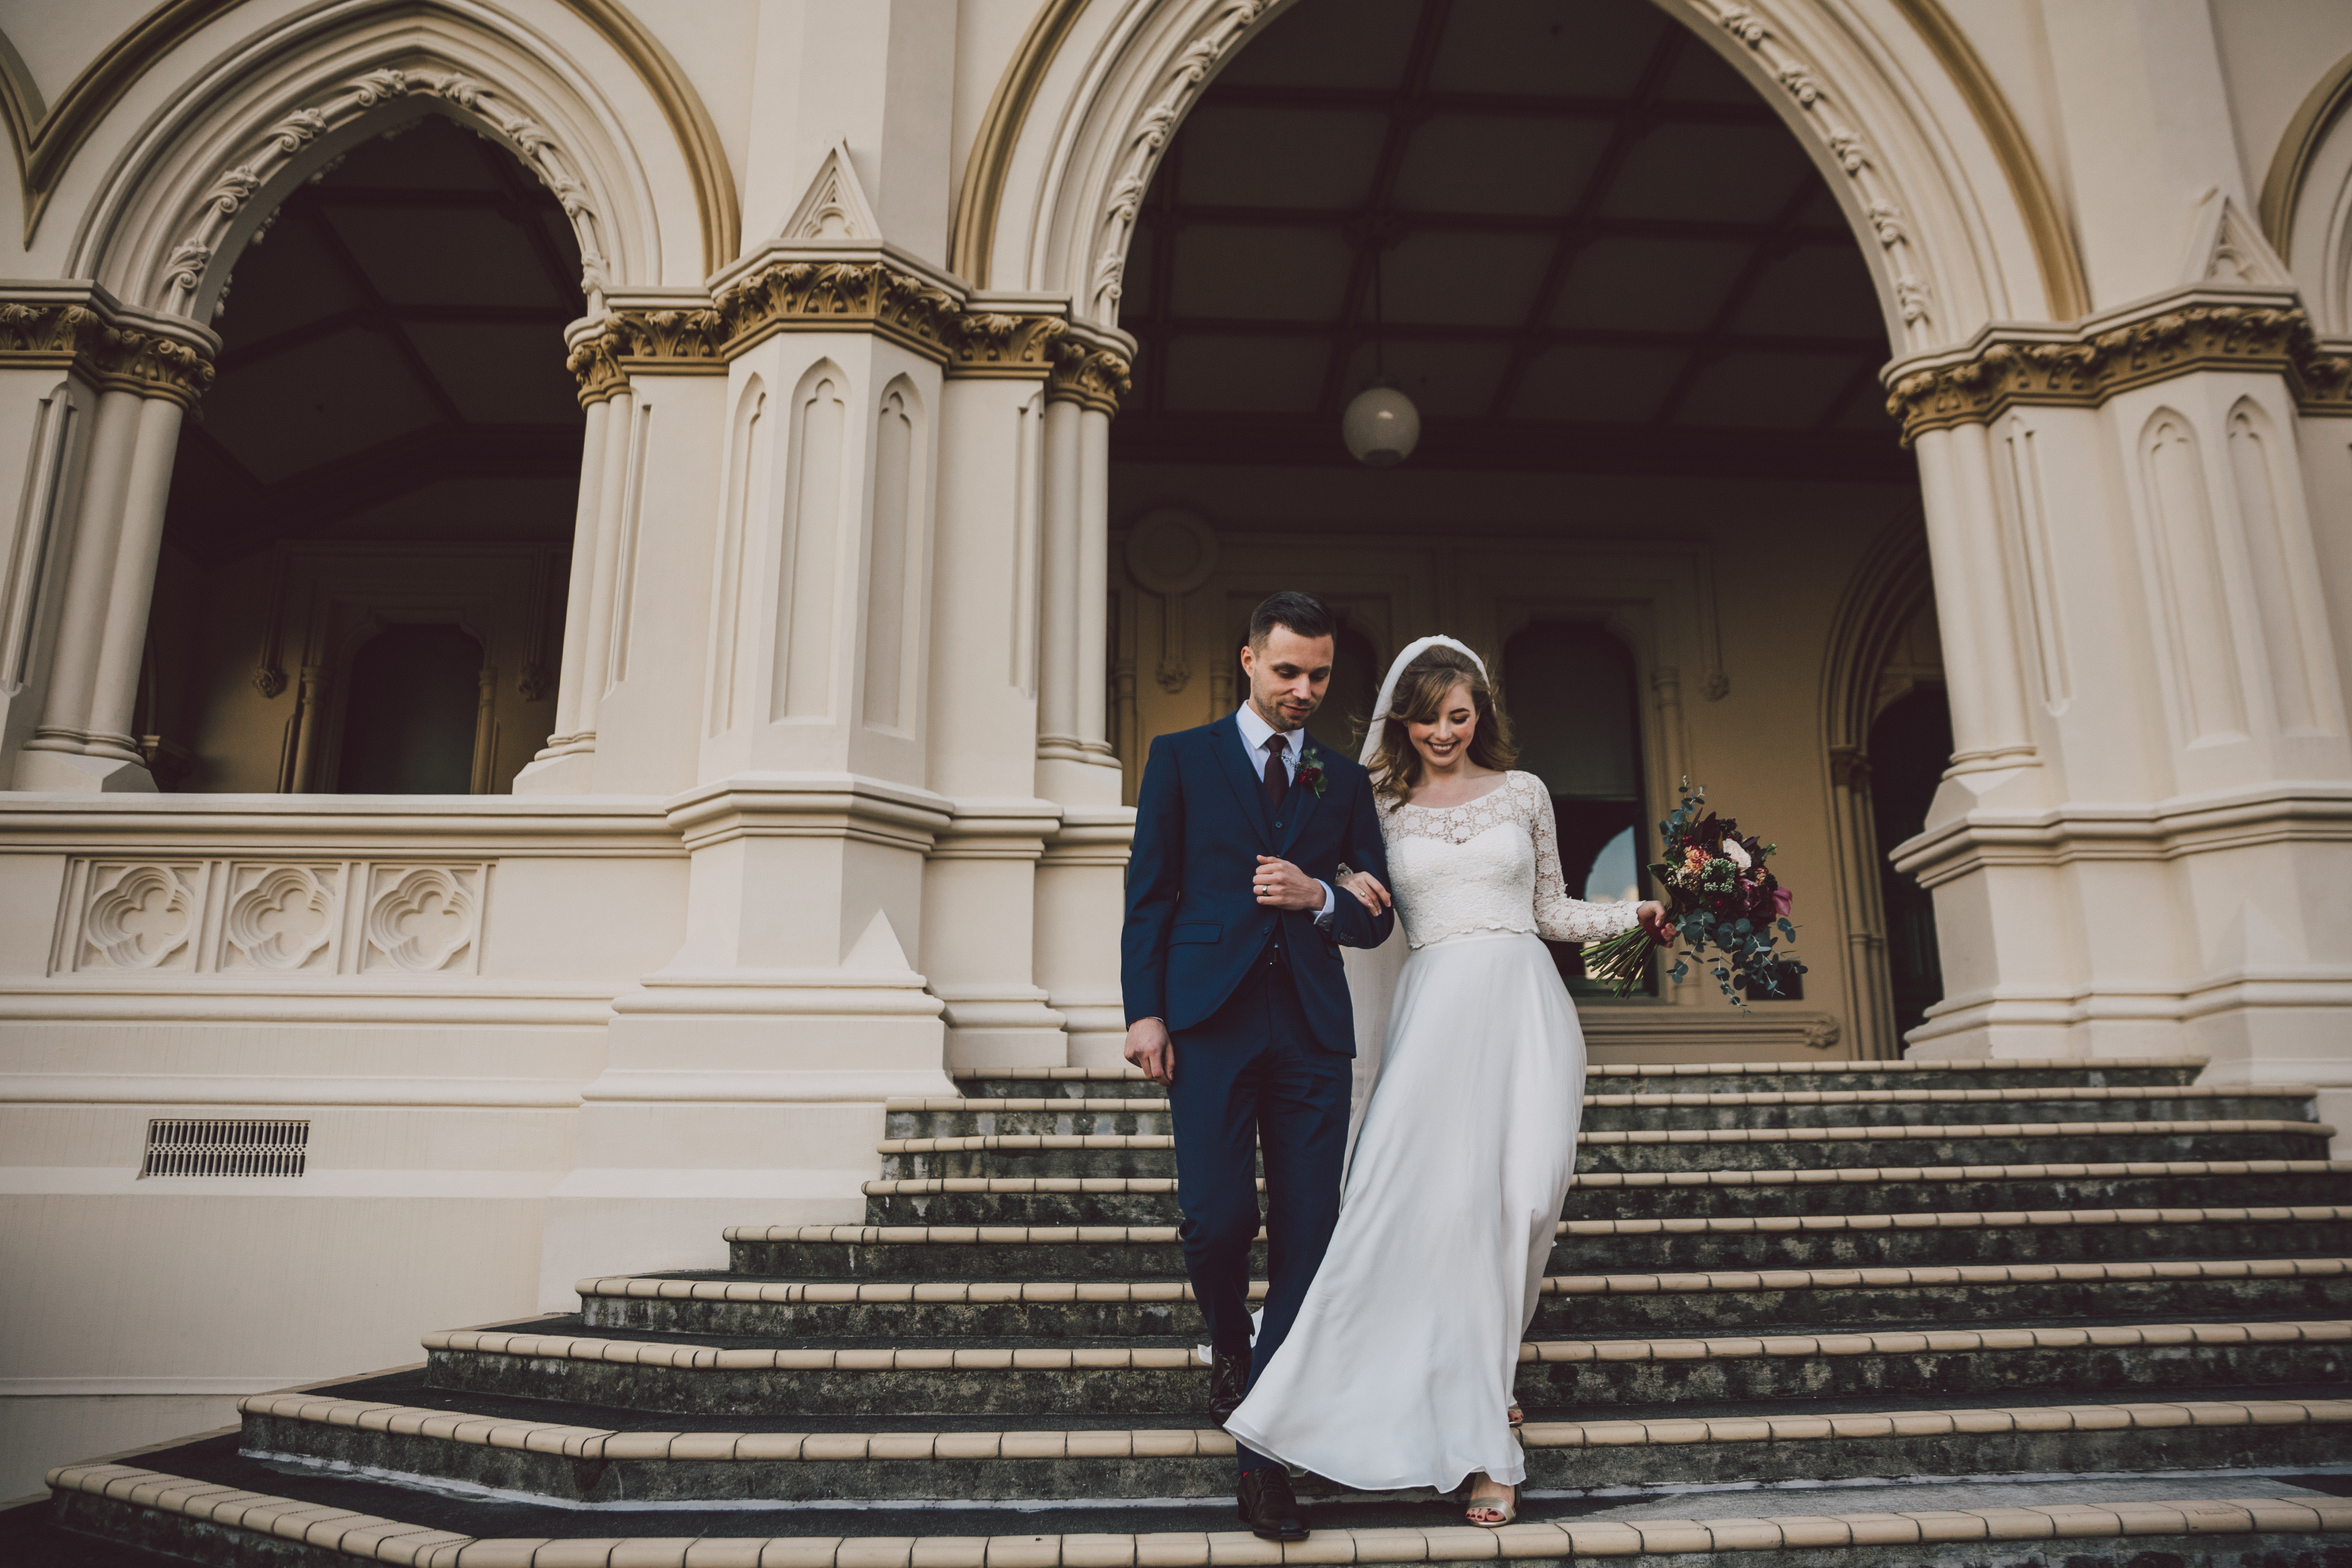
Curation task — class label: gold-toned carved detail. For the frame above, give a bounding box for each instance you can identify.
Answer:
[1047,339,1132,415]
[0,300,215,405]
[946,312,1069,378]
[1887,303,2352,443]
[0,300,106,362]
[86,327,215,406]
[564,264,1082,400]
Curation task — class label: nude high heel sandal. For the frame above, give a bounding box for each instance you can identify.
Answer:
[1464,1475,1517,1527]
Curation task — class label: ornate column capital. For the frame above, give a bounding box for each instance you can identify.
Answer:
[0,286,217,407]
[1045,336,1132,415]
[1884,288,2352,444]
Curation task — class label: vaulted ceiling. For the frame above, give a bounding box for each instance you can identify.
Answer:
[163,115,586,563]
[1113,0,1911,480]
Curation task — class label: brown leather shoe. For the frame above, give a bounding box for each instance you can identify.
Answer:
[1209,1351,1250,1426]
[1237,1467,1308,1541]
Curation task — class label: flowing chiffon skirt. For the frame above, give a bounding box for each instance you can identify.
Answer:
[1222,929,1586,1492]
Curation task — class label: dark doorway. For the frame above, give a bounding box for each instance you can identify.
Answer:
[1505,623,1647,994]
[1868,685,1953,1038]
[336,624,484,793]
[1308,619,1380,761]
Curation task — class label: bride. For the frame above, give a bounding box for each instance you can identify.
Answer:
[1221,636,1670,1525]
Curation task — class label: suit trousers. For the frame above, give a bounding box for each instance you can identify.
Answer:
[1169,952,1351,1474]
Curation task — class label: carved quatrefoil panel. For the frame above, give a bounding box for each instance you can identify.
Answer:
[362,866,481,974]
[223,864,341,972]
[80,864,202,970]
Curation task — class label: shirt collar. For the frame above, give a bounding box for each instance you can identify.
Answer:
[1234,702,1298,761]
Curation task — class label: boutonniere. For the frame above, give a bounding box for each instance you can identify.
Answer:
[1296,744,1328,798]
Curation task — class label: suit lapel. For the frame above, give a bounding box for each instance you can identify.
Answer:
[1207,713,1274,850]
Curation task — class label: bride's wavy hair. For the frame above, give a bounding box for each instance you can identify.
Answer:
[1369,645,1517,803]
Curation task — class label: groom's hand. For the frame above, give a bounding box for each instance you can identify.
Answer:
[1252,856,1324,910]
[1124,1017,1173,1084]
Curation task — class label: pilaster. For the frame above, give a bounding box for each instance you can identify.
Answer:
[1883,287,2352,1128]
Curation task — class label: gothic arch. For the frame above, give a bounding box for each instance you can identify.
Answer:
[953,0,2084,348]
[1818,515,1936,1059]
[53,0,726,324]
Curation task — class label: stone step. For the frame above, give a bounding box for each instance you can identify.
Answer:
[578,1257,2352,1341]
[858,1162,2352,1227]
[418,1317,2352,1416]
[887,1087,2319,1140]
[728,1204,2352,1278]
[952,1056,2213,1100]
[874,1121,2334,1180]
[43,1455,2352,1568]
[234,1385,2352,1504]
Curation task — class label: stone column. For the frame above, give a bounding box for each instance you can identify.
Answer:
[1885,293,2352,1123]
[17,346,201,793]
[515,358,626,796]
[922,336,1068,1073]
[1032,339,1136,1066]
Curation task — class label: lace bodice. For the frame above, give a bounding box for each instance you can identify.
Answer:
[1378,771,1640,949]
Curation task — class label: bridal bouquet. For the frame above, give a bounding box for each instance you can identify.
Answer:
[1582,780,1804,1006]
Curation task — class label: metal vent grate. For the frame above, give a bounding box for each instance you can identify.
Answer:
[140,1118,309,1178]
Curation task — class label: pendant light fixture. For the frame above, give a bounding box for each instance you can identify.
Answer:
[1342,237,1420,467]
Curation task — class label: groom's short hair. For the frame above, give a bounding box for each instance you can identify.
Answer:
[1248,591,1337,650]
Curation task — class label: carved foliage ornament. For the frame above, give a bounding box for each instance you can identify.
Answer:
[564,271,1106,407]
[0,302,216,404]
[1885,303,2352,443]
[1692,0,1930,335]
[1089,1,1272,320]
[167,66,613,319]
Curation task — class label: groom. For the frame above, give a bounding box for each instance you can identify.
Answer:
[1121,590,1394,1541]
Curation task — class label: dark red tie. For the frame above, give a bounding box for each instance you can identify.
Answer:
[1262,734,1289,810]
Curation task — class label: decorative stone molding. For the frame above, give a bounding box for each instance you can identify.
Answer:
[1046,337,1134,415]
[79,863,201,971]
[1884,292,2352,444]
[158,65,615,321]
[55,854,488,976]
[946,311,1070,379]
[564,267,1105,408]
[1083,0,1276,321]
[0,291,216,406]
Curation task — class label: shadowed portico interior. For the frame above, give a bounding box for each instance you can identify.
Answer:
[141,114,582,794]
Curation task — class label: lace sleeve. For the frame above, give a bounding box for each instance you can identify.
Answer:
[1520,774,1641,944]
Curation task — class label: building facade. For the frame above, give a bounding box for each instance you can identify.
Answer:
[1,0,2349,1500]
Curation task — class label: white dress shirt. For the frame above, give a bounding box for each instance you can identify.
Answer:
[1234,704,1337,922]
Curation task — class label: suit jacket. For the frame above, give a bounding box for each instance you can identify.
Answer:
[1121,713,1395,1055]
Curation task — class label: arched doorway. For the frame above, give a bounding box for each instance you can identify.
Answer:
[1107,0,1914,1057]
[139,115,582,793]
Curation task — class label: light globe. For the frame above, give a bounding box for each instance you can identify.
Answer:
[1341,382,1420,467]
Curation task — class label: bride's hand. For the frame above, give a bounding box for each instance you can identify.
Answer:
[1637,900,1674,945]
[1338,870,1392,914]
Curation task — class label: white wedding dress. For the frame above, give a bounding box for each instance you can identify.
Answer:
[1222,770,1639,1493]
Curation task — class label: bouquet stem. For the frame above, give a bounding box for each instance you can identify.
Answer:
[1583,925,1657,998]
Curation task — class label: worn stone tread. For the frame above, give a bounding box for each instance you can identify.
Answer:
[728,1203,2352,1246]
[40,1461,2352,1563]
[862,1160,2352,1196]
[893,1087,2314,1113]
[877,1119,2331,1156]
[421,1318,2352,1372]
[234,1391,2352,1461]
[580,1255,2352,1307]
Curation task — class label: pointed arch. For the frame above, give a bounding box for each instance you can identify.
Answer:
[952,0,2082,348]
[53,0,725,323]
[1,0,735,269]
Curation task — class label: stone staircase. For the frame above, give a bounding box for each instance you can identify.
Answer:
[37,1056,2352,1566]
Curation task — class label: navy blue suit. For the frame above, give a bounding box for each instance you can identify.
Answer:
[1120,713,1393,1471]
